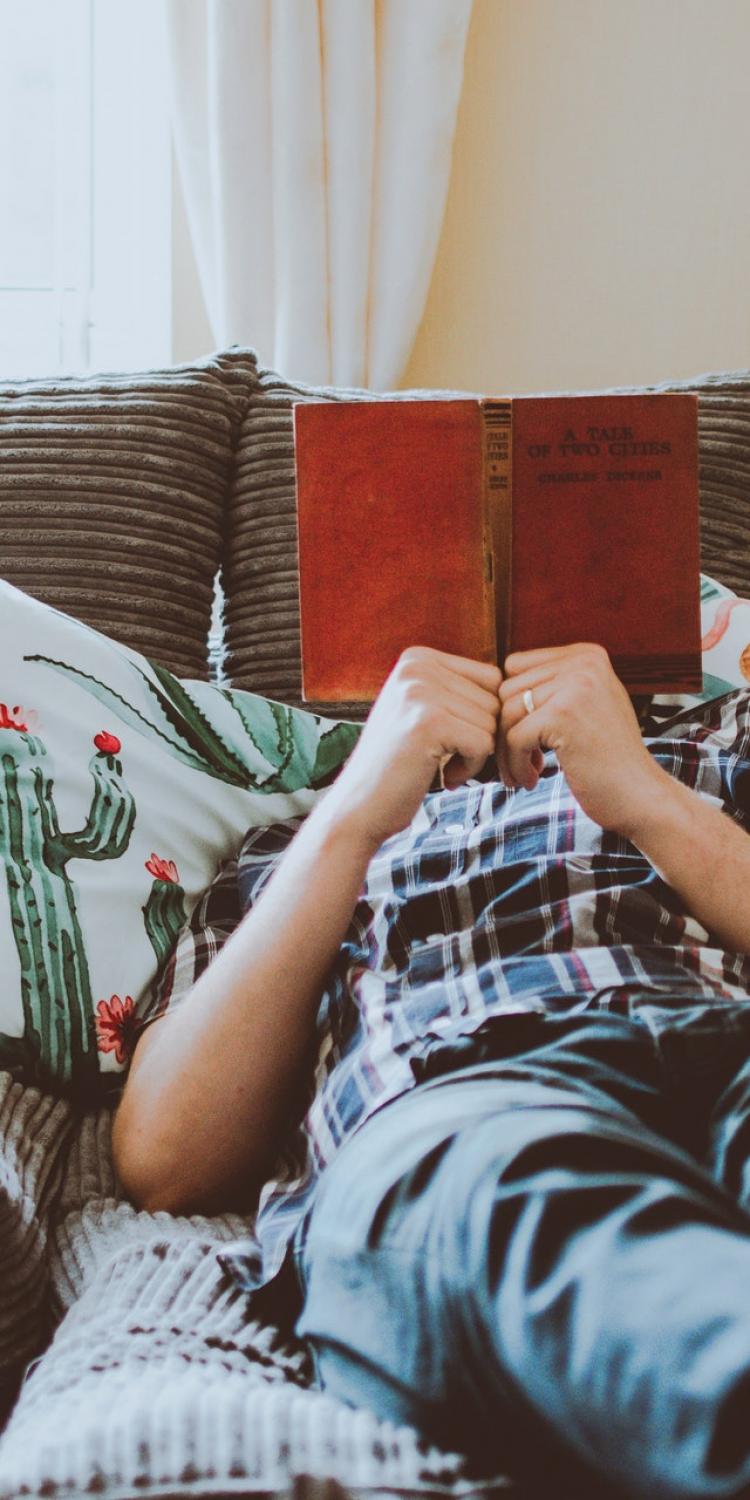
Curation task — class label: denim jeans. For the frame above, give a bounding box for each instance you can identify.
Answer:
[292,1005,750,1499]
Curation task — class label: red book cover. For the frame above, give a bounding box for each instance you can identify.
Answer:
[294,392,701,703]
[294,400,495,703]
[507,394,701,692]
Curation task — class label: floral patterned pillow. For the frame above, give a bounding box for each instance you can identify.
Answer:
[637,572,750,734]
[691,573,750,698]
[0,580,361,1098]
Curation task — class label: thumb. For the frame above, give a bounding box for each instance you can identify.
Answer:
[443,751,486,790]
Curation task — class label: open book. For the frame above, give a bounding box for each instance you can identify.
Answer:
[294,392,701,704]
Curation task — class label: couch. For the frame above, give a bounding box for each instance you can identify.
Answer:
[0,348,748,1500]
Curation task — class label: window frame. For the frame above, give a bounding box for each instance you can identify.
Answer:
[0,0,171,382]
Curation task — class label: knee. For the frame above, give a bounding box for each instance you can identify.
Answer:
[431,1099,708,1326]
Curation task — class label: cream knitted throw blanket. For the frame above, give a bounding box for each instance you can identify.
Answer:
[0,1075,506,1499]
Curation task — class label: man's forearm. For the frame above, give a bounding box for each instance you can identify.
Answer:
[624,765,750,956]
[112,792,381,1214]
[113,645,503,1216]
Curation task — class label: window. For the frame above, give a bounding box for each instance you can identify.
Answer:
[0,0,170,380]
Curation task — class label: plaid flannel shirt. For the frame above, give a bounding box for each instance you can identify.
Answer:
[144,689,750,1291]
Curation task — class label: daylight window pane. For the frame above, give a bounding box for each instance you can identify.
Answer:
[0,0,57,287]
[0,0,169,378]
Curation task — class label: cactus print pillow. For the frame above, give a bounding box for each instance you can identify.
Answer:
[0,580,361,1099]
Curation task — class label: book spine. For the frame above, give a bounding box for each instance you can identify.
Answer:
[481,399,513,660]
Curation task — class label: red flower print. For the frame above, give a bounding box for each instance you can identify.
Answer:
[0,703,30,732]
[95,995,139,1065]
[145,853,180,884]
[94,731,121,755]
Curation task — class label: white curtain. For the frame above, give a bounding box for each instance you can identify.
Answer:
[166,0,474,389]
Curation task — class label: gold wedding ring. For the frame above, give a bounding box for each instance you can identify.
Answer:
[522,688,535,716]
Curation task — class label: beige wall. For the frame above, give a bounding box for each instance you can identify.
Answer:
[173,0,750,394]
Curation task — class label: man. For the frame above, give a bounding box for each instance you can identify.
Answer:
[113,642,750,1499]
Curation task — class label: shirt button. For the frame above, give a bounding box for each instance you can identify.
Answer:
[444,823,464,835]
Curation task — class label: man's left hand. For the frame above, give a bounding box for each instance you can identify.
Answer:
[497,642,667,837]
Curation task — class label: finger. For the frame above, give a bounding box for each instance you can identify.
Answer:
[496,750,543,791]
[439,706,498,786]
[437,662,505,720]
[400,646,503,692]
[495,720,516,788]
[441,753,472,790]
[500,677,551,729]
[503,705,553,788]
[496,725,534,790]
[496,736,541,791]
[504,643,599,676]
[498,684,551,789]
[498,665,557,705]
[435,685,499,736]
[441,696,501,756]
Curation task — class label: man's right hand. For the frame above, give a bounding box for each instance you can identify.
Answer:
[323,646,504,851]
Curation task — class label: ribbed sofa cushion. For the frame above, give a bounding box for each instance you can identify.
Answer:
[222,360,750,706]
[0,1075,73,1428]
[0,351,257,681]
[590,367,750,600]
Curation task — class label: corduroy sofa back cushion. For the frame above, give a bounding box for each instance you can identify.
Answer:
[222,358,750,707]
[0,1076,73,1428]
[0,351,257,681]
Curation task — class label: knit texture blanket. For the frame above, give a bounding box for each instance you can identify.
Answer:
[0,1074,511,1499]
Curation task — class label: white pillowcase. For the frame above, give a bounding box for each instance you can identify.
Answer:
[0,581,360,1096]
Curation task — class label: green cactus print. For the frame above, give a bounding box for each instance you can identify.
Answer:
[0,715,135,1093]
[142,854,187,967]
[25,654,362,792]
[3,654,361,1093]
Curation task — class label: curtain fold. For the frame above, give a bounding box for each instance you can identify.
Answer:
[167,0,473,390]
